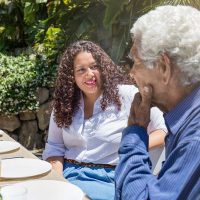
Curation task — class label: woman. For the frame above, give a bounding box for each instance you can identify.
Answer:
[43,40,167,200]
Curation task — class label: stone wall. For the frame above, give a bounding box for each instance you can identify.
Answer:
[0,87,53,150]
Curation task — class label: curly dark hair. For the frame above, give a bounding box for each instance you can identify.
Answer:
[53,40,132,128]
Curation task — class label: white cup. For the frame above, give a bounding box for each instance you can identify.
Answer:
[0,185,27,200]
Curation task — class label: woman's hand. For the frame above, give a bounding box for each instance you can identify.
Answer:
[149,129,166,150]
[47,156,64,176]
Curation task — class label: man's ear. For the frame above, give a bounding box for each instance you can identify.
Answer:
[159,53,172,84]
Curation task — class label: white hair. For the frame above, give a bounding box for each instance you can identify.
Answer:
[130,5,200,85]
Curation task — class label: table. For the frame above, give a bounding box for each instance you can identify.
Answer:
[0,131,90,200]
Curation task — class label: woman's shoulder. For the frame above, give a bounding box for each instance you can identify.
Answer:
[117,84,138,96]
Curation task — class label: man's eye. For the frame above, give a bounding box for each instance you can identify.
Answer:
[126,55,134,68]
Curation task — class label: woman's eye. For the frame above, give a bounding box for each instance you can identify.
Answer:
[90,65,98,70]
[77,68,85,73]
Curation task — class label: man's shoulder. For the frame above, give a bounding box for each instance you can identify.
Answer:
[176,126,200,151]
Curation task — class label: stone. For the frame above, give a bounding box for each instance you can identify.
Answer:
[43,131,48,143]
[35,133,44,149]
[49,87,55,99]
[36,101,52,131]
[10,133,19,141]
[18,120,38,149]
[19,112,36,120]
[0,115,21,132]
[37,87,49,104]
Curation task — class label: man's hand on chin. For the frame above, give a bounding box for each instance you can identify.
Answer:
[128,85,152,129]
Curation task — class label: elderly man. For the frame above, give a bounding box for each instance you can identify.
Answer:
[115,5,200,200]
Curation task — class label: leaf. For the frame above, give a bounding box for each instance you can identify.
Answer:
[110,25,129,63]
[75,17,94,38]
[0,0,8,4]
[103,0,130,28]
[24,2,39,24]
[36,0,48,3]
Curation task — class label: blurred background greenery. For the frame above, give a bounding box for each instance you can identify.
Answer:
[0,0,200,115]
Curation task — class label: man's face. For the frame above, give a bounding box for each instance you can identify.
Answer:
[129,44,166,111]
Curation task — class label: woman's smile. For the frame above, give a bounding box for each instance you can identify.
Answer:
[84,77,97,87]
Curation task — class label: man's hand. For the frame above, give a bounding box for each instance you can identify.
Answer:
[128,85,152,128]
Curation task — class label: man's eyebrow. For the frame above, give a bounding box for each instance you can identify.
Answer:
[90,61,97,65]
[128,53,134,61]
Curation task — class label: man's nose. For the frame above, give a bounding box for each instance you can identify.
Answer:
[129,66,135,78]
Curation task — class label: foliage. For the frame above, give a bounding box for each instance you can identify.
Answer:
[1,0,200,60]
[32,0,106,55]
[1,0,200,115]
[0,49,59,115]
[0,0,25,50]
[0,53,38,114]
[34,26,64,87]
[103,0,200,62]
[0,0,47,50]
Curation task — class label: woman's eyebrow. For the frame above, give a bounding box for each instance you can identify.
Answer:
[75,62,96,68]
[74,65,83,69]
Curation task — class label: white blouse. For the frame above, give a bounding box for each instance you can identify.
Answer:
[43,85,167,165]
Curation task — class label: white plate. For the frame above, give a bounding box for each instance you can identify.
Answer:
[0,129,4,136]
[14,180,84,200]
[0,158,52,179]
[0,141,20,153]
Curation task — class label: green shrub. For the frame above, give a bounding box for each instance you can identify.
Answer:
[0,53,57,115]
[34,54,57,88]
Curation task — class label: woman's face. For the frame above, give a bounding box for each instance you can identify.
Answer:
[74,51,102,98]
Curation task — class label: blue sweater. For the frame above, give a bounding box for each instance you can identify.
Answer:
[115,86,200,200]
